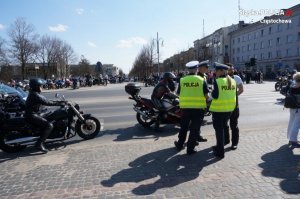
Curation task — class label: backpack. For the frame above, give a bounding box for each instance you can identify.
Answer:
[284,92,299,108]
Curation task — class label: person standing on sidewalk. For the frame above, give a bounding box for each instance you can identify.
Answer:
[209,63,236,159]
[195,60,210,143]
[225,63,244,150]
[287,72,300,148]
[174,61,209,155]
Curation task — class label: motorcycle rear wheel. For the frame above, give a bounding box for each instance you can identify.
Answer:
[76,116,101,139]
[136,109,155,128]
[0,131,27,153]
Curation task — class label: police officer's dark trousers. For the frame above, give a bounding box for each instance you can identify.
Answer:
[178,109,204,151]
[225,107,239,146]
[212,112,231,157]
[25,114,53,143]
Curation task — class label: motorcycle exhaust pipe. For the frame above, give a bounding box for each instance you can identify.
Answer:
[133,107,157,120]
[5,137,39,145]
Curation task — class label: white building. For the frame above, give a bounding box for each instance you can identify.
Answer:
[229,4,300,74]
[194,24,239,66]
[103,64,119,77]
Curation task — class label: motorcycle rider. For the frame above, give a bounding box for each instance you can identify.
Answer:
[24,78,64,153]
[151,72,178,131]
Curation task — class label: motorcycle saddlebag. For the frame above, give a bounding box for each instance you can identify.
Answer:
[125,83,141,96]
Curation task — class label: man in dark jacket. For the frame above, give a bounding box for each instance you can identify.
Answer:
[24,78,63,153]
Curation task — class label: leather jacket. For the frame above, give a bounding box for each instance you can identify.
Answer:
[25,91,59,115]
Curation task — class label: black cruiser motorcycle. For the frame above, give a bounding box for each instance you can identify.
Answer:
[0,94,101,153]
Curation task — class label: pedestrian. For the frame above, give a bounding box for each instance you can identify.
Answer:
[287,72,300,148]
[174,60,209,155]
[225,63,244,150]
[196,60,210,143]
[209,62,237,159]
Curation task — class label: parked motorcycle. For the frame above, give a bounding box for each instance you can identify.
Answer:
[0,94,101,153]
[125,83,180,128]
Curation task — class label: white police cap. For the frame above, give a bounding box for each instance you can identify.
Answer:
[214,62,229,70]
[185,61,199,69]
[199,60,209,67]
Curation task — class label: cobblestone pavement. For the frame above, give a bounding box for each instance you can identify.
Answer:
[0,127,299,199]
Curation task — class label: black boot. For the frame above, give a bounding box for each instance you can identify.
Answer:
[35,141,48,153]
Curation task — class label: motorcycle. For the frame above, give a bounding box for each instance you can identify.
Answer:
[125,83,181,128]
[0,94,101,153]
[275,76,289,91]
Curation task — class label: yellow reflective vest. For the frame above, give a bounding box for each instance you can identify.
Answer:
[209,77,236,112]
[179,75,206,109]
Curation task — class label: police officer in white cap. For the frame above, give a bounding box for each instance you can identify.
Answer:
[209,62,236,159]
[174,61,209,154]
[196,60,210,143]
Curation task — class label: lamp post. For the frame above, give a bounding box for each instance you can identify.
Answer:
[154,32,163,75]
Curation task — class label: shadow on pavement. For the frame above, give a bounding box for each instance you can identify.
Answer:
[103,124,180,142]
[101,147,219,196]
[259,145,300,194]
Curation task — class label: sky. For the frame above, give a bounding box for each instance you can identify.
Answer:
[0,0,298,73]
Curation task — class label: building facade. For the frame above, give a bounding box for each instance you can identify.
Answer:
[230,4,300,75]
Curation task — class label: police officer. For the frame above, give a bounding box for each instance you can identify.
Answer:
[225,63,244,150]
[174,61,209,155]
[209,63,236,159]
[24,78,64,153]
[196,60,210,143]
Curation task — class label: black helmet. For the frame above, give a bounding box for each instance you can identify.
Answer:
[29,78,45,91]
[163,72,176,80]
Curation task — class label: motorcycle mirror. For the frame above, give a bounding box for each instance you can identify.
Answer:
[55,93,60,98]
[62,95,65,100]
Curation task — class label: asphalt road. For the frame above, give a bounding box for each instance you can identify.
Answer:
[43,81,289,143]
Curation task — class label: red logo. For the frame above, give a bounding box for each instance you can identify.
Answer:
[284,9,293,17]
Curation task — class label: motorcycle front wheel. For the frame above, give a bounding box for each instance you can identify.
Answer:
[136,108,155,128]
[275,82,281,91]
[76,116,101,139]
[0,131,27,153]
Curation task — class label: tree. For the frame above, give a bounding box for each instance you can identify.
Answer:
[8,17,39,80]
[0,37,8,66]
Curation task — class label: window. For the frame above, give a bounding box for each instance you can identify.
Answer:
[254,54,257,59]
[233,39,235,45]
[232,57,235,62]
[268,39,272,47]
[247,55,250,60]
[261,41,264,49]
[254,32,257,39]
[286,49,291,57]
[232,48,235,54]
[268,52,272,59]
[298,32,300,41]
[238,38,240,43]
[298,48,300,56]
[247,44,251,51]
[298,17,300,26]
[242,46,246,52]
[269,27,272,34]
[237,47,240,53]
[276,37,281,45]
[277,24,282,32]
[261,29,264,37]
[260,53,264,60]
[254,43,257,50]
[287,23,292,29]
[237,57,240,62]
[242,56,244,61]
[276,50,282,58]
[287,35,293,43]
[248,34,251,40]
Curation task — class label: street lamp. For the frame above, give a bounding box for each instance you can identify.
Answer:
[154,32,164,75]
